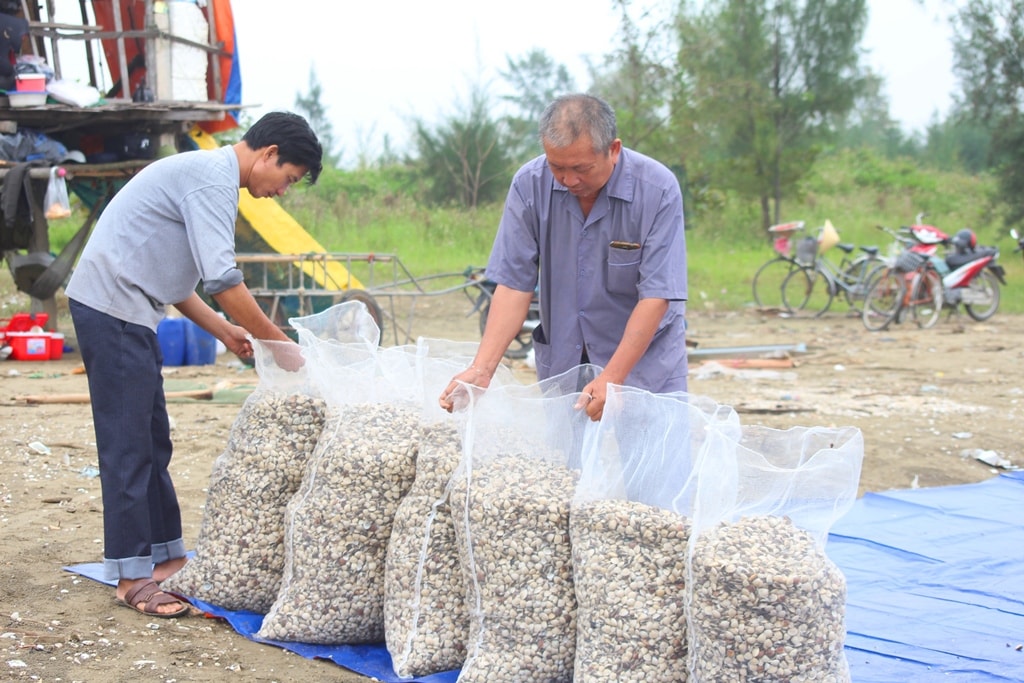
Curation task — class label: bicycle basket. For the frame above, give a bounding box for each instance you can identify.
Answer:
[894,250,927,272]
[795,236,818,265]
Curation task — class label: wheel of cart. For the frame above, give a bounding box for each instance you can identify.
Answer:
[251,289,384,342]
[339,288,384,335]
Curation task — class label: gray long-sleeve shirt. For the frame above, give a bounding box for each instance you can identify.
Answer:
[66,146,244,331]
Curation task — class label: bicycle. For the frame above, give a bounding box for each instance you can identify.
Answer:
[751,221,811,311]
[861,250,944,331]
[778,220,887,317]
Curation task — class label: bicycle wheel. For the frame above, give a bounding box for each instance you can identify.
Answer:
[862,268,905,331]
[908,268,943,329]
[963,269,1001,321]
[840,255,885,312]
[752,257,801,310]
[781,266,834,317]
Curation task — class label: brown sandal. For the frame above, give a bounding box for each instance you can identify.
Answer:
[118,579,190,618]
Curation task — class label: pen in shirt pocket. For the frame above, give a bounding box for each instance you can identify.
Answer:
[609,240,641,250]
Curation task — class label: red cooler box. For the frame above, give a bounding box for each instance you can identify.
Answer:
[7,331,52,360]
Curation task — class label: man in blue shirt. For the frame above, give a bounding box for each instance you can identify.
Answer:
[439,93,688,420]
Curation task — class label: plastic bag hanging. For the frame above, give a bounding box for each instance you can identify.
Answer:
[44,167,71,220]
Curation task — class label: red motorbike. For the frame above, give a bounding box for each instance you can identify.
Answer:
[863,220,1008,330]
[938,228,1006,320]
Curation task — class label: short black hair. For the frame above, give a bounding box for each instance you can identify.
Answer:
[242,111,324,184]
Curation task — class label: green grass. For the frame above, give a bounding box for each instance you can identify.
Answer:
[281,189,502,273]
[39,148,1024,315]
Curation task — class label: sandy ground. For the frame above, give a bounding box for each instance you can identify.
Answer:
[1,287,1021,682]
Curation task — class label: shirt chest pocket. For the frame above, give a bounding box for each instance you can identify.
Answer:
[606,243,641,294]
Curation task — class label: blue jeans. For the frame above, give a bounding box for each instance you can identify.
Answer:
[69,299,186,581]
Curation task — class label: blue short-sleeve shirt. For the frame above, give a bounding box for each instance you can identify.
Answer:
[486,147,688,392]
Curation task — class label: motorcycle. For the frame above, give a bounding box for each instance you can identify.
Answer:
[464,267,541,359]
[902,219,1007,320]
[864,220,1007,330]
[935,228,1006,321]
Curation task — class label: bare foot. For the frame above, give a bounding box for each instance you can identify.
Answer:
[153,556,188,583]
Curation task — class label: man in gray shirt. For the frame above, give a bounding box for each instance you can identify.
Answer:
[65,111,322,618]
[439,94,687,420]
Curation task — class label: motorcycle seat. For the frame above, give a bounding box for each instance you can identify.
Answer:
[946,246,996,270]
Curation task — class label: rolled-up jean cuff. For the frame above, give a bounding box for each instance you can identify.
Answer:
[105,556,154,582]
[152,539,187,566]
[103,538,186,581]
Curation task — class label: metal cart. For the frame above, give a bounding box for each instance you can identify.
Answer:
[233,251,539,357]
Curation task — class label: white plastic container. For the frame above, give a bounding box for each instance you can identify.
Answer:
[8,91,47,108]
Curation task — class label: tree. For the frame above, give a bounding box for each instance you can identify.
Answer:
[585,1,679,154]
[834,70,910,157]
[499,49,576,160]
[675,0,868,229]
[581,1,705,225]
[589,0,680,155]
[921,116,992,173]
[294,66,341,167]
[952,0,1024,224]
[409,85,515,208]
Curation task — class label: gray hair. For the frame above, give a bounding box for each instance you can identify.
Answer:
[538,94,618,154]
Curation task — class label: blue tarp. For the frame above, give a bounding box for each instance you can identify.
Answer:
[65,471,1024,682]
[829,470,1024,682]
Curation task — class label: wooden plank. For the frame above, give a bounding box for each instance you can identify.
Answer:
[111,0,129,100]
[699,358,797,369]
[734,403,816,415]
[0,161,151,180]
[14,388,214,404]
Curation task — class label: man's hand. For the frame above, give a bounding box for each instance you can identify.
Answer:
[268,340,305,372]
[575,375,612,421]
[221,323,254,362]
[438,366,492,413]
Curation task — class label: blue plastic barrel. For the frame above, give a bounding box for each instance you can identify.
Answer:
[157,318,187,366]
[184,320,217,365]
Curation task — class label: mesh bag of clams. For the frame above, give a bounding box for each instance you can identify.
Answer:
[687,425,864,682]
[162,338,330,613]
[382,341,516,678]
[257,340,429,644]
[449,365,599,683]
[570,385,740,683]
[383,418,466,677]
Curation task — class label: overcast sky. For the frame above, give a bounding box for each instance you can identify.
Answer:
[52,0,958,164]
[230,0,957,162]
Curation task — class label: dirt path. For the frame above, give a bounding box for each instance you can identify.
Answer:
[683,308,1022,494]
[1,291,1020,681]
